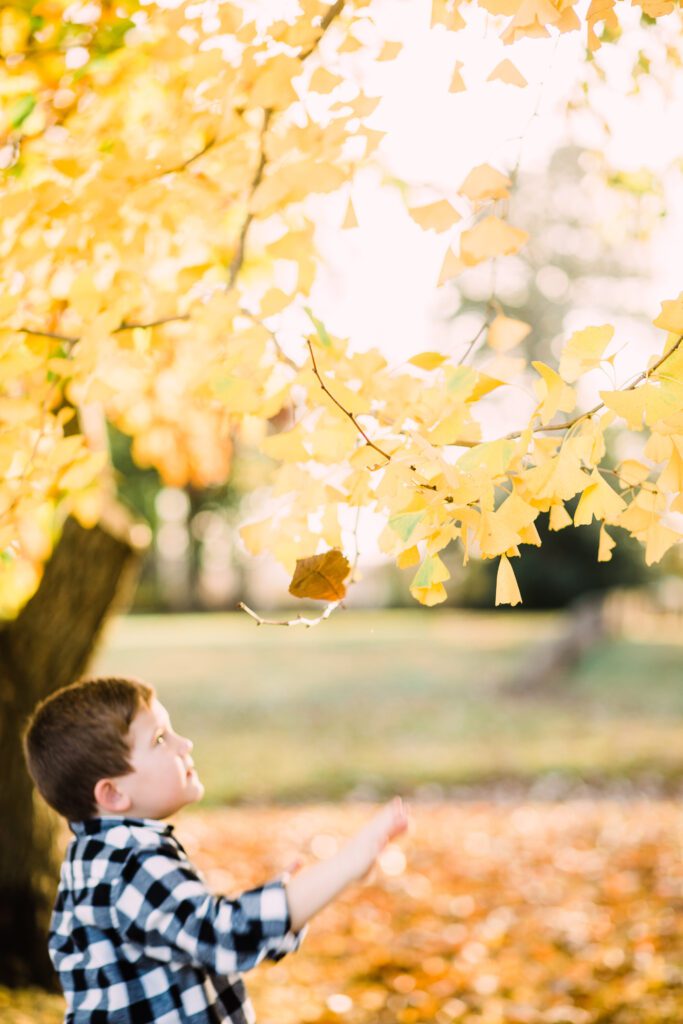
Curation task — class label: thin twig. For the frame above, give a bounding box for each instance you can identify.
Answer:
[16,314,191,349]
[449,333,683,447]
[238,600,340,627]
[307,338,391,462]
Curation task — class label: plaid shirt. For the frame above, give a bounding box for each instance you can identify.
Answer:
[50,817,303,1024]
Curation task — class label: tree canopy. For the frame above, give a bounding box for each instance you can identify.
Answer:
[1,0,682,616]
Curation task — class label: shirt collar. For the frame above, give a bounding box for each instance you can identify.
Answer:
[70,816,175,838]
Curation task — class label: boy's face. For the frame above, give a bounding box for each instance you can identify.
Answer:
[112,697,204,819]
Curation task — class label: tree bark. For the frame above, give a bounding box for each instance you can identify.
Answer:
[0,511,141,987]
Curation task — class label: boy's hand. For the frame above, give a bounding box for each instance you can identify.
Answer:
[283,798,408,933]
[345,797,409,882]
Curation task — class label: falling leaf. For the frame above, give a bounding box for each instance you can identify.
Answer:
[288,549,351,601]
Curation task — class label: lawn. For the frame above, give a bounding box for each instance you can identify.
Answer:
[85,609,683,802]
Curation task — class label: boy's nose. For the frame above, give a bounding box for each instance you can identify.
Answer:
[180,735,193,753]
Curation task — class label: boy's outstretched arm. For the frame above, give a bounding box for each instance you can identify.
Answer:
[284,797,408,934]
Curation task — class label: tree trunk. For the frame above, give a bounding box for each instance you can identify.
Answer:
[0,511,141,987]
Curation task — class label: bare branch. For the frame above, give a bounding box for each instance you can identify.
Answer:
[307,338,391,462]
[238,600,340,627]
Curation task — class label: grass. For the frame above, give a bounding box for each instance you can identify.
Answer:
[87,608,683,803]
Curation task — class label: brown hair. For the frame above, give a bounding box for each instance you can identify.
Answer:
[23,676,154,822]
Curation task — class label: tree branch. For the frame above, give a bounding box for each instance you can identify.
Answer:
[307,338,391,462]
[238,600,340,627]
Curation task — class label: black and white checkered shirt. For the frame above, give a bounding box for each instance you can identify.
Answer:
[50,817,303,1023]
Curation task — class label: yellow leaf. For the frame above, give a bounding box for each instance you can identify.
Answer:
[500,0,561,44]
[259,288,291,316]
[342,198,358,229]
[408,200,461,232]
[657,435,683,493]
[461,216,529,265]
[449,61,466,93]
[559,324,614,382]
[249,54,300,108]
[573,470,626,525]
[618,459,651,487]
[58,451,108,491]
[532,361,576,425]
[438,247,466,284]
[410,581,448,606]
[289,549,351,601]
[488,315,531,352]
[598,523,616,562]
[397,545,420,569]
[261,426,309,462]
[409,352,448,370]
[653,297,683,334]
[432,0,467,29]
[645,522,681,565]
[495,555,522,606]
[549,502,572,530]
[378,41,403,60]
[309,67,343,93]
[459,164,511,203]
[240,519,271,556]
[487,60,528,88]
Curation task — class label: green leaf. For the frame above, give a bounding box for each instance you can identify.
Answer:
[389,511,424,542]
[411,555,437,589]
[304,306,331,348]
[10,95,36,130]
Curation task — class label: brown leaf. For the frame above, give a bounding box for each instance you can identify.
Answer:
[288,549,350,601]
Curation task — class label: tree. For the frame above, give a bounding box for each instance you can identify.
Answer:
[1,0,683,983]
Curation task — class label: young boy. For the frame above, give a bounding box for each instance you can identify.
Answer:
[23,675,408,1024]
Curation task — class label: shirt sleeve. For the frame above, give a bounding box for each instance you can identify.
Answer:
[112,847,305,975]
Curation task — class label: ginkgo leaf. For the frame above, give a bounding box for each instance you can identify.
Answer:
[459,164,511,203]
[409,352,448,370]
[549,503,572,531]
[574,470,626,525]
[378,41,403,60]
[532,361,577,425]
[460,216,529,265]
[598,523,616,562]
[309,67,343,93]
[410,554,450,605]
[618,460,651,487]
[559,324,614,383]
[495,555,522,606]
[449,61,466,93]
[408,200,461,232]
[653,297,683,334]
[389,511,425,542]
[657,435,683,493]
[397,545,420,569]
[288,549,351,600]
[438,247,466,284]
[342,198,358,229]
[488,315,531,352]
[487,60,528,88]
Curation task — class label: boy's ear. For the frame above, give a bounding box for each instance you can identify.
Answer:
[93,778,132,814]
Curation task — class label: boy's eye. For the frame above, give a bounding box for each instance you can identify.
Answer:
[154,732,166,745]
